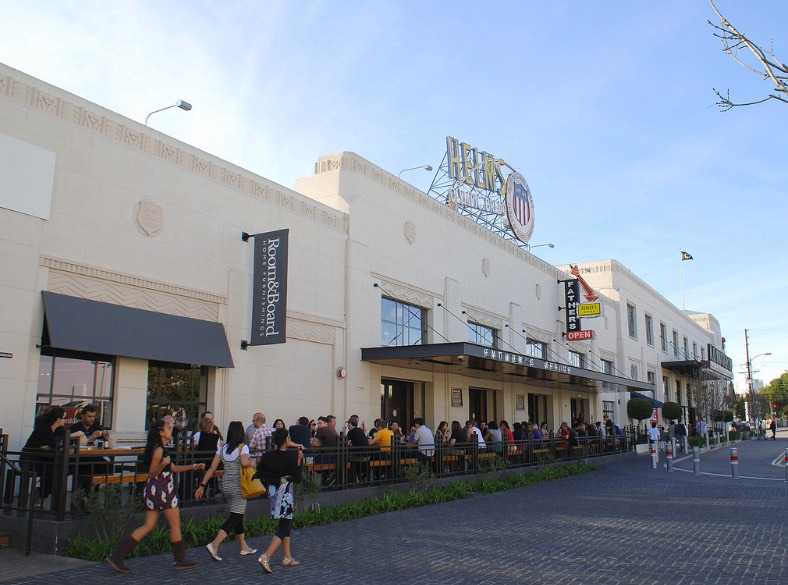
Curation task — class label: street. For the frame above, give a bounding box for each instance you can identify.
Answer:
[2,438,786,585]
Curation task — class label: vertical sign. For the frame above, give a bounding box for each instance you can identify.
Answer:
[564,279,581,335]
[249,229,289,345]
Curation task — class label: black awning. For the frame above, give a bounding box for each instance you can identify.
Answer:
[41,291,234,368]
[630,391,664,408]
[661,359,732,380]
[361,342,656,392]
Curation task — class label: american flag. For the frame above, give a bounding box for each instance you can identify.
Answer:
[512,181,530,226]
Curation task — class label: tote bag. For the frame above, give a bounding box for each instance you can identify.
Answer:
[240,466,266,499]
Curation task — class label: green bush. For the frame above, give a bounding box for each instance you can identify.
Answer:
[688,435,707,448]
[64,462,593,561]
[627,398,653,422]
[662,401,682,421]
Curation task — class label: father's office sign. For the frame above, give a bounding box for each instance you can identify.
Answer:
[249,229,289,346]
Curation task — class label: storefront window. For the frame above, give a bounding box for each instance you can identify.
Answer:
[467,322,497,348]
[603,401,615,423]
[146,361,207,431]
[381,297,427,347]
[568,351,584,368]
[36,350,115,427]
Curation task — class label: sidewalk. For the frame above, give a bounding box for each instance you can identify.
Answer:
[0,549,90,584]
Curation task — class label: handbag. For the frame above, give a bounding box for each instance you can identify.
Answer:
[240,466,266,499]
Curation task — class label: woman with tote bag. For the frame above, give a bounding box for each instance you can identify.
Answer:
[196,421,258,560]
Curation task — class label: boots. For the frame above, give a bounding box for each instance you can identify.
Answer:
[172,540,197,570]
[106,534,139,574]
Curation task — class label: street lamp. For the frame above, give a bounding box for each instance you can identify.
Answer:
[746,352,771,422]
[398,164,433,178]
[145,99,193,126]
[528,242,555,251]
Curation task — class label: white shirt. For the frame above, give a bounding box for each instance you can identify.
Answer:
[471,427,486,448]
[217,443,250,462]
[414,425,435,455]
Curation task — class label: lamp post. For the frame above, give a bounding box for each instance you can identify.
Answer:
[145,99,193,126]
[398,164,433,178]
[528,242,555,251]
[744,328,771,422]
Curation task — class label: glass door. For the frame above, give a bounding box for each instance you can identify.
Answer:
[380,379,414,427]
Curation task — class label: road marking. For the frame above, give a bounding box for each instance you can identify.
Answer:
[673,467,786,482]
[771,451,786,467]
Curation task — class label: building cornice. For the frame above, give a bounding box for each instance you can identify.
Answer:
[316,152,561,279]
[0,64,347,235]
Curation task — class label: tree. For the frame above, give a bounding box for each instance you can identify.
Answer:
[662,401,682,422]
[709,0,788,111]
[627,398,653,424]
[734,395,746,420]
[762,372,788,416]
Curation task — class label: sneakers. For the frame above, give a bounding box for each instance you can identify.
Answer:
[205,542,223,561]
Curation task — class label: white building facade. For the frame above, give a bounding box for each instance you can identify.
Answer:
[0,64,731,449]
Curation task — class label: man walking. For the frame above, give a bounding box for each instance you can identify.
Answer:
[770,418,777,440]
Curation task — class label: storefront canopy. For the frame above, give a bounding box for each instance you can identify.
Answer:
[41,291,234,368]
[361,342,655,392]
[660,359,732,380]
[629,391,664,408]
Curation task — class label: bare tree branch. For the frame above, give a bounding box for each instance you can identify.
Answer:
[709,0,787,111]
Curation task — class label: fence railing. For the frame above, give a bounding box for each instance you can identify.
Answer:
[1,430,635,530]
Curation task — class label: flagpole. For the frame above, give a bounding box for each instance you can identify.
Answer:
[680,258,685,310]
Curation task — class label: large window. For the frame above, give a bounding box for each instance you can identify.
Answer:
[647,370,656,385]
[147,361,208,431]
[603,401,615,423]
[381,297,427,347]
[630,364,639,380]
[467,321,497,348]
[676,381,683,405]
[601,359,614,389]
[672,330,679,358]
[683,336,689,359]
[692,342,698,360]
[660,322,667,352]
[645,314,654,347]
[526,338,546,359]
[568,351,584,368]
[37,350,114,427]
[627,303,637,339]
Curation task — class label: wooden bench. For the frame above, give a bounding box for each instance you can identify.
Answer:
[91,470,223,487]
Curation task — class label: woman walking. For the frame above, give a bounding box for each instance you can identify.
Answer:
[107,418,204,573]
[257,428,303,574]
[196,421,257,560]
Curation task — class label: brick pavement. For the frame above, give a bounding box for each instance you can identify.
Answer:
[3,453,786,585]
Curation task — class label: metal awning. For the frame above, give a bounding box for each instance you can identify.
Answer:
[41,291,234,368]
[661,359,732,380]
[361,342,655,392]
[629,391,664,408]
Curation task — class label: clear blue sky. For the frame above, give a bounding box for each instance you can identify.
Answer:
[1,0,786,389]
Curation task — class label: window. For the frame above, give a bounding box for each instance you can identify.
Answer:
[645,314,654,346]
[701,347,706,361]
[676,381,683,405]
[526,338,546,359]
[692,342,698,360]
[660,322,667,352]
[381,297,427,347]
[568,351,584,368]
[683,336,689,359]
[36,350,115,428]
[603,401,615,423]
[627,303,637,338]
[672,330,679,358]
[467,321,497,348]
[647,371,656,385]
[630,364,638,380]
[601,359,614,389]
[147,361,208,431]
[662,376,670,401]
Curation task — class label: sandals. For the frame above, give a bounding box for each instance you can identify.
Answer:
[240,547,258,556]
[282,557,301,567]
[258,555,273,574]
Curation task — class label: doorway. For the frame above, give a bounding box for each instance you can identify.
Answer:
[381,379,414,427]
[528,393,548,425]
[469,388,497,424]
[570,397,590,424]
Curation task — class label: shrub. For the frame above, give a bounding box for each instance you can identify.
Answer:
[627,398,653,422]
[662,401,682,421]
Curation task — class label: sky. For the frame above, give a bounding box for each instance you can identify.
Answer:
[1,0,786,390]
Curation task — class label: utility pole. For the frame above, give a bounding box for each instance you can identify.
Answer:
[745,328,754,422]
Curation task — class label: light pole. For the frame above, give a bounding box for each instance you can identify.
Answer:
[398,164,433,178]
[744,327,771,422]
[145,99,193,126]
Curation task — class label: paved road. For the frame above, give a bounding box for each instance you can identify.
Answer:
[674,433,788,480]
[3,449,787,585]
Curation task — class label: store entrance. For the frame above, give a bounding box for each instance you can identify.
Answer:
[381,379,414,428]
[469,387,497,424]
[570,398,590,424]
